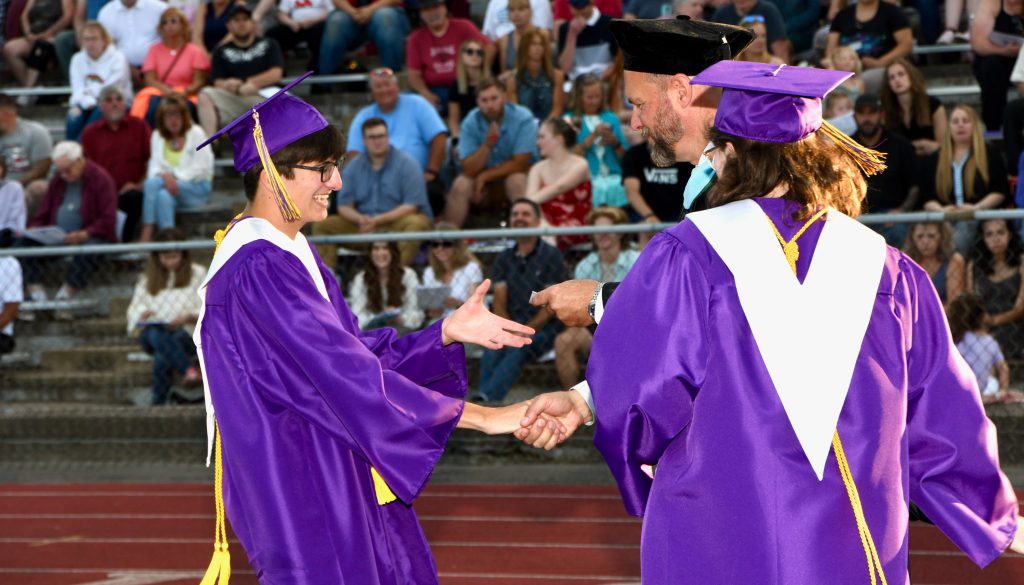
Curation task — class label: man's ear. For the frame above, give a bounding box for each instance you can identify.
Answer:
[668,74,693,108]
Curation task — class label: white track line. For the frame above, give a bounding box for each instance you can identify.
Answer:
[0,512,640,523]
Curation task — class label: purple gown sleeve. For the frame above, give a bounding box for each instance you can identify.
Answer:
[902,256,1019,567]
[230,247,465,503]
[589,231,711,517]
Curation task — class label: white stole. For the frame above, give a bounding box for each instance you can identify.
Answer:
[688,200,886,480]
[193,218,330,464]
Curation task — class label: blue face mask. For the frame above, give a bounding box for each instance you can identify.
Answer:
[683,143,718,210]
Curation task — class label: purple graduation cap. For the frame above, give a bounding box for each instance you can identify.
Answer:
[197,71,328,221]
[691,61,886,174]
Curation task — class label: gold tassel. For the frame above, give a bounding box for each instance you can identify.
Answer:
[819,120,888,177]
[200,424,231,585]
[251,110,302,223]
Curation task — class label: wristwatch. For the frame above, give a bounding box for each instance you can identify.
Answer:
[587,282,604,320]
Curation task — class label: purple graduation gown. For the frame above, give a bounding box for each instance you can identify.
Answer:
[588,198,1019,584]
[200,239,466,584]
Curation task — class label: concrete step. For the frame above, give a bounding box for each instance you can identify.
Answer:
[38,344,140,372]
[0,368,150,403]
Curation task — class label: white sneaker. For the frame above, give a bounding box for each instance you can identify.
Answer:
[55,285,72,300]
[955,31,970,43]
[27,286,47,303]
[937,29,956,44]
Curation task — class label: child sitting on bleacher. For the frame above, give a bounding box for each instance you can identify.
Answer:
[126,227,205,405]
[948,293,1024,404]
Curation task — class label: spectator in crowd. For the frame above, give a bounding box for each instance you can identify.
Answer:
[828,46,865,103]
[827,0,912,94]
[483,0,553,42]
[1003,49,1024,168]
[131,8,211,128]
[348,239,425,332]
[553,0,623,26]
[317,0,410,75]
[881,58,947,157]
[81,85,151,242]
[712,0,790,64]
[0,250,20,354]
[557,0,618,84]
[54,0,92,81]
[553,205,637,388]
[98,0,166,79]
[494,0,547,75]
[345,68,447,211]
[476,198,567,403]
[0,155,26,239]
[904,221,966,305]
[851,94,918,246]
[448,38,488,138]
[966,218,1024,359]
[265,0,330,73]
[2,0,73,100]
[67,21,132,142]
[526,117,592,251]
[771,0,819,56]
[948,293,1024,403]
[735,15,784,65]
[672,0,705,19]
[422,221,484,321]
[565,74,627,208]
[0,94,52,213]
[193,0,238,54]
[126,227,204,405]
[921,104,1008,251]
[621,140,692,248]
[824,92,856,136]
[197,4,284,138]
[507,27,565,120]
[138,98,213,242]
[16,141,117,303]
[970,0,1023,131]
[623,0,672,18]
[447,78,537,227]
[938,0,974,43]
[315,117,433,268]
[406,0,491,114]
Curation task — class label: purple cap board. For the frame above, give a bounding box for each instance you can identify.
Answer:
[690,62,853,144]
[196,71,328,172]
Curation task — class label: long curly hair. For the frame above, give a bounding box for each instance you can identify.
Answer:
[881,59,932,131]
[363,240,406,314]
[705,129,866,219]
[968,219,1024,278]
[903,221,956,265]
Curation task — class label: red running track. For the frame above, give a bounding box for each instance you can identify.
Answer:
[0,484,1020,584]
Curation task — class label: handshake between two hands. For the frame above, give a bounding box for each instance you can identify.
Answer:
[467,391,593,451]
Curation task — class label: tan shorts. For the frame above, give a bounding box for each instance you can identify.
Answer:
[200,87,264,125]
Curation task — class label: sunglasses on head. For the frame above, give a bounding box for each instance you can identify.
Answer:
[370,67,395,78]
[430,240,454,248]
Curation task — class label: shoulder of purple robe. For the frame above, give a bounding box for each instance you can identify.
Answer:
[204,241,465,504]
[308,240,468,398]
[589,223,713,517]
[897,250,1020,567]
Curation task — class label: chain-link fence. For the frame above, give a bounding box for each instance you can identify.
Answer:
[3,212,1024,411]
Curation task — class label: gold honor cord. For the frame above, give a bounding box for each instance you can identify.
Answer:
[766,210,888,585]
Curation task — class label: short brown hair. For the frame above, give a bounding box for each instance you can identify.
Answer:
[155,97,192,141]
[476,77,505,95]
[706,130,866,218]
[361,117,388,135]
[243,125,346,200]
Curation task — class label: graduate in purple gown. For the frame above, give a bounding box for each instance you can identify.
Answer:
[191,73,568,585]
[522,61,1023,583]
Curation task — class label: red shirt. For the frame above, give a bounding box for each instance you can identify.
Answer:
[406,18,488,88]
[81,115,152,190]
[32,161,119,243]
[552,0,623,21]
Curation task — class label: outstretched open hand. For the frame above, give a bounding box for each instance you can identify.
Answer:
[442,280,535,349]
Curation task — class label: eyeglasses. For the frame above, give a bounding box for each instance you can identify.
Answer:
[161,17,181,24]
[103,95,124,102]
[363,132,388,140]
[290,157,346,183]
[463,48,484,56]
[740,15,765,23]
[430,241,454,248]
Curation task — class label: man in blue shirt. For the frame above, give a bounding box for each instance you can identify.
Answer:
[316,117,434,268]
[447,78,537,227]
[345,68,447,179]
